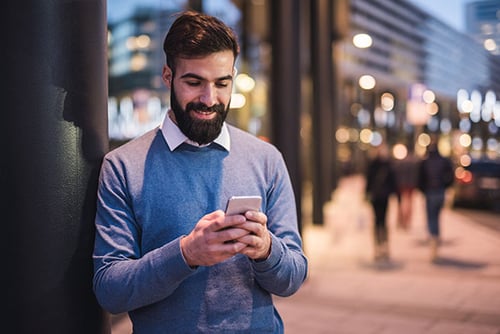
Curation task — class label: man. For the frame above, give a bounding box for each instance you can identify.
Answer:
[93,11,308,333]
[365,142,397,261]
[418,141,454,261]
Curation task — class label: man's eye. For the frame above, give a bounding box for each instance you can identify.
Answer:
[216,82,229,88]
[186,81,201,86]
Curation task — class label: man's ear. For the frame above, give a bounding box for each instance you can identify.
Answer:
[162,65,172,88]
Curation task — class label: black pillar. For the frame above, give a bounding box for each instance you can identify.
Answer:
[310,0,335,225]
[4,1,109,333]
[270,0,303,234]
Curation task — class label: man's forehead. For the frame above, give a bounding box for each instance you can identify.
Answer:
[175,51,235,78]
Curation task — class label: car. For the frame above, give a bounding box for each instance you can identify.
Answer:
[453,159,500,212]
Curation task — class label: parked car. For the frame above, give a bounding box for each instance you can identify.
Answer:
[453,159,500,212]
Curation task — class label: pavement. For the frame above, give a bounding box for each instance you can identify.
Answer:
[111,174,500,334]
[274,174,500,334]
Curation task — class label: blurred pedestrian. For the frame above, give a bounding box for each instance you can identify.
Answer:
[92,11,307,333]
[417,141,454,261]
[365,143,397,261]
[392,149,420,231]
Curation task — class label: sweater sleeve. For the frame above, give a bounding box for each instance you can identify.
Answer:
[250,152,308,297]
[92,157,196,314]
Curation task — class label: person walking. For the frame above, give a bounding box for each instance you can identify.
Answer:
[92,11,308,333]
[365,143,397,261]
[392,150,420,231]
[417,141,454,261]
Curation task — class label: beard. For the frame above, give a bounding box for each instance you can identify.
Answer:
[170,83,229,145]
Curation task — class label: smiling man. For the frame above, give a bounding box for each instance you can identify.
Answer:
[92,11,308,333]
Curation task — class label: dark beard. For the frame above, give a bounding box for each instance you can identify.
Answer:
[170,83,229,145]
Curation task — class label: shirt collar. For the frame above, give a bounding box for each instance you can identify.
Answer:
[160,110,231,151]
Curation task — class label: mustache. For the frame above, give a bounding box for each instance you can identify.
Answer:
[186,102,225,114]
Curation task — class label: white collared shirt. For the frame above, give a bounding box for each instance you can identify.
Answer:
[160,110,231,151]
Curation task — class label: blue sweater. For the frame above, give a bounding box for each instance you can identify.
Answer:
[93,124,308,333]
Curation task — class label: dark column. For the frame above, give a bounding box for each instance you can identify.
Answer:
[310,0,335,225]
[4,1,109,333]
[309,0,348,225]
[270,0,303,234]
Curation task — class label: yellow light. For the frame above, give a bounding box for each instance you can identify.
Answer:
[235,74,256,93]
[335,128,350,143]
[417,133,431,147]
[393,143,408,160]
[359,128,372,143]
[348,128,359,142]
[229,93,246,109]
[130,54,147,71]
[126,36,136,50]
[459,154,471,167]
[136,35,151,49]
[426,102,439,116]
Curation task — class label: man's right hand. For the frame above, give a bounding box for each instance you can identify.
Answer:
[180,210,251,267]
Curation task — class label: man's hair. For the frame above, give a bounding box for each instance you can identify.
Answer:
[163,11,240,70]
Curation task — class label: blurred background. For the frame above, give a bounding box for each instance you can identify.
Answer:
[105,0,500,221]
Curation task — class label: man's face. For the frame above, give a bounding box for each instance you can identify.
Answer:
[162,51,235,145]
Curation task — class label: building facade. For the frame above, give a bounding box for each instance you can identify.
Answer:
[106,0,500,169]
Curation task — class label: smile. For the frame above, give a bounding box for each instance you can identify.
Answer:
[191,109,216,119]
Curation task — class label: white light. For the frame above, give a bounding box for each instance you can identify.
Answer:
[229,93,246,109]
[353,33,372,48]
[470,90,482,122]
[472,136,483,150]
[440,118,452,133]
[484,38,497,52]
[371,131,383,146]
[482,104,493,122]
[459,133,472,147]
[422,90,435,103]
[381,92,394,111]
[461,100,474,113]
[487,138,498,151]
[459,118,471,132]
[359,75,376,90]
[235,73,255,93]
[427,117,439,132]
[457,89,469,112]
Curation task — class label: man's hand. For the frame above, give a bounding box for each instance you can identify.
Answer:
[235,211,271,261]
[180,210,252,267]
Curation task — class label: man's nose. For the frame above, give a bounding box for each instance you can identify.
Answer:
[199,85,218,106]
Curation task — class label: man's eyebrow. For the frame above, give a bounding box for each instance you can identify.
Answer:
[180,73,233,81]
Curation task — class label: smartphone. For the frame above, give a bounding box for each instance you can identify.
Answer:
[225,195,262,215]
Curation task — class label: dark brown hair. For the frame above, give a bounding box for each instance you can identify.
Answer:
[163,11,240,70]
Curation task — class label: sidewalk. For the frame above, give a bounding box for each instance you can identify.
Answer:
[275,174,500,334]
[110,174,500,334]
